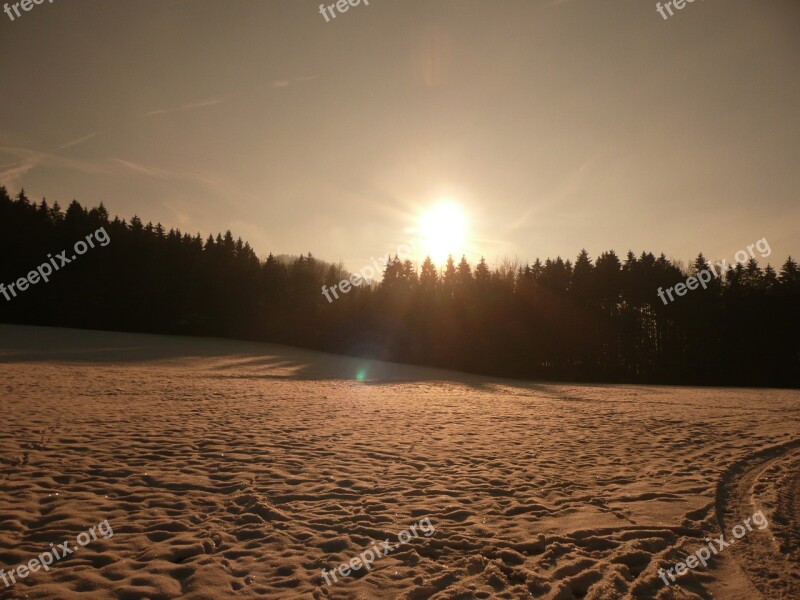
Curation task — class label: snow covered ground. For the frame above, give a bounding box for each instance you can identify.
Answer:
[1,324,798,599]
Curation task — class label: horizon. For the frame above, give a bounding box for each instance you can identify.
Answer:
[1,1,798,273]
[1,187,794,278]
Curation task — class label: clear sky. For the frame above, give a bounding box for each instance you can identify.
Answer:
[1,0,798,271]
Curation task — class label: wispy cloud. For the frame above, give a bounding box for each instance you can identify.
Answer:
[0,132,102,189]
[111,158,259,207]
[270,75,319,88]
[56,132,98,150]
[145,76,318,116]
[162,200,197,231]
[111,158,176,179]
[510,151,606,231]
[146,98,224,117]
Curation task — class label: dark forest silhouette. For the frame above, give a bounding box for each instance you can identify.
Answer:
[1,188,798,387]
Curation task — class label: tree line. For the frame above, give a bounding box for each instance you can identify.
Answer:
[1,188,797,387]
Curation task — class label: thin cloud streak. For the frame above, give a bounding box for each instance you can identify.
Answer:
[145,76,318,116]
[0,132,103,189]
[111,158,260,207]
[510,151,607,231]
[146,99,224,117]
[270,75,319,88]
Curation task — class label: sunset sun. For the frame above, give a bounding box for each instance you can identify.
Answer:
[419,201,468,264]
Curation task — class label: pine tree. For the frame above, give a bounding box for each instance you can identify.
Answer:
[571,249,593,300]
[474,257,490,283]
[456,255,472,286]
[780,257,799,285]
[692,253,710,274]
[402,260,418,285]
[743,258,763,290]
[48,200,64,224]
[763,265,778,290]
[420,256,438,287]
[443,255,456,288]
[382,255,403,287]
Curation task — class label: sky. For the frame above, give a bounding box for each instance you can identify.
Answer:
[1,0,798,272]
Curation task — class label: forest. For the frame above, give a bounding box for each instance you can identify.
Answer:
[1,187,798,387]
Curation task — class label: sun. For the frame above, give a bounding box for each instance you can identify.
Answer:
[418,201,468,265]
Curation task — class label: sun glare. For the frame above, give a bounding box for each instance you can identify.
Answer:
[419,201,468,265]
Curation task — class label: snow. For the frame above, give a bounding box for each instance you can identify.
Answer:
[1,324,798,599]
